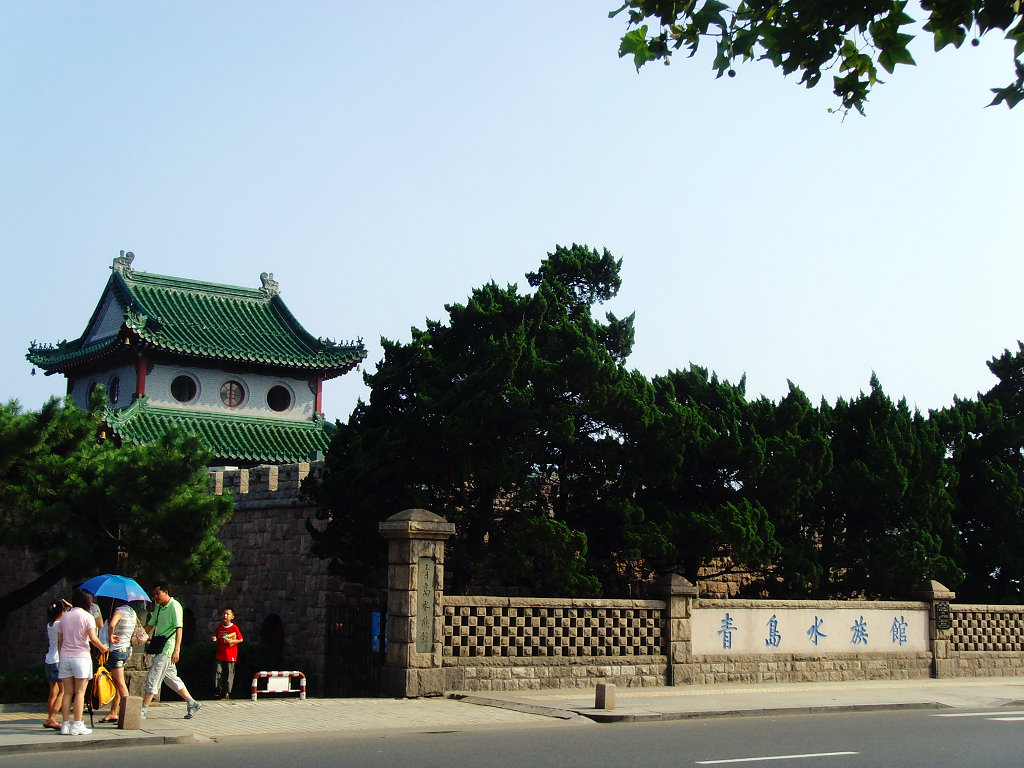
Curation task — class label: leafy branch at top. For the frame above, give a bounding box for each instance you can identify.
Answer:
[611,0,1024,113]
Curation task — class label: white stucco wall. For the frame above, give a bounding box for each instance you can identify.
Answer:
[144,362,316,420]
[692,606,930,655]
[69,363,137,410]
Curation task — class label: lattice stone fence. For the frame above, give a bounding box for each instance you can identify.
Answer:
[440,597,668,691]
[938,605,1024,677]
[378,510,1024,696]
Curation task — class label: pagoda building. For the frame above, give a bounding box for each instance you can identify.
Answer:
[27,251,366,466]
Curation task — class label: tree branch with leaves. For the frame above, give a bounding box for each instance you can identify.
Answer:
[612,0,1024,113]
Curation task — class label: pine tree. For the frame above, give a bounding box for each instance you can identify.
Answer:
[0,397,233,629]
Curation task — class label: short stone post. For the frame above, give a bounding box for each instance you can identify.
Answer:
[914,580,956,679]
[379,509,456,697]
[662,572,698,685]
[595,682,616,710]
[119,695,143,730]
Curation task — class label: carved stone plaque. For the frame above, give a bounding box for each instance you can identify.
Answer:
[416,556,436,654]
[934,600,952,631]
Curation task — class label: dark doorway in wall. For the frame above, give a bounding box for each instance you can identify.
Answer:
[324,601,387,697]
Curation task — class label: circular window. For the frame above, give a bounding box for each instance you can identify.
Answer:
[170,374,198,403]
[109,377,120,405]
[267,385,292,412]
[220,380,246,408]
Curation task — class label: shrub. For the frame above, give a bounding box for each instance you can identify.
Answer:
[0,666,46,704]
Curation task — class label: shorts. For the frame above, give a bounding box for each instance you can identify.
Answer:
[58,656,92,680]
[108,648,132,669]
[45,662,60,684]
[145,652,186,694]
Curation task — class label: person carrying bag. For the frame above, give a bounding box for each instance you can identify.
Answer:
[146,605,170,655]
[140,583,201,720]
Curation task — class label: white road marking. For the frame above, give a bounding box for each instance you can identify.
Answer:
[932,710,1024,718]
[696,752,858,764]
[988,716,1024,721]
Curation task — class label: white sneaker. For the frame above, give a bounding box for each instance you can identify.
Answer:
[140,706,147,719]
[60,721,71,735]
[184,700,202,719]
[70,721,92,736]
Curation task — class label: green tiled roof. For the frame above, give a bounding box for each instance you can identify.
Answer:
[28,257,365,376]
[103,397,335,465]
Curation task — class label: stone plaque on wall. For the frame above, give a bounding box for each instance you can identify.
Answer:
[416,556,436,654]
[692,606,930,655]
[934,601,952,631]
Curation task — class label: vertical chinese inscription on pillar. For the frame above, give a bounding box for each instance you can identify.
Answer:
[416,556,436,654]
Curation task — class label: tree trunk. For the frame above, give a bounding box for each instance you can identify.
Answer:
[0,559,70,632]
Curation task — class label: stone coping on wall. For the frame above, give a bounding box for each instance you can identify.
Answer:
[698,598,930,610]
[442,596,667,609]
[690,651,932,662]
[443,653,669,667]
[951,604,1024,612]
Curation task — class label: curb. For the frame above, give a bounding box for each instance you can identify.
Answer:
[449,694,582,721]
[0,732,198,756]
[452,695,953,724]
[579,701,951,723]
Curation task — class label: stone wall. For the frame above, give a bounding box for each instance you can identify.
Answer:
[935,604,1024,678]
[440,596,669,692]
[0,549,78,673]
[680,598,934,684]
[173,462,342,696]
[381,528,1024,696]
[6,479,1024,699]
[0,461,343,698]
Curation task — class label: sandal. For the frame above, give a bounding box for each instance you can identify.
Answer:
[42,721,61,730]
[99,716,119,723]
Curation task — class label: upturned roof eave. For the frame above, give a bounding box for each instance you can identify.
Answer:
[29,326,365,376]
[103,398,333,464]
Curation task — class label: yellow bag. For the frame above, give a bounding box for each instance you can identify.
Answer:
[92,665,116,709]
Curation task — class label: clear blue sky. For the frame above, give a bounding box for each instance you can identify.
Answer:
[3,2,1021,422]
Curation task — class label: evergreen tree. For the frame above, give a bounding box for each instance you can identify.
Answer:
[813,376,959,597]
[309,245,651,596]
[937,344,1024,601]
[748,383,831,596]
[633,365,778,584]
[0,397,233,630]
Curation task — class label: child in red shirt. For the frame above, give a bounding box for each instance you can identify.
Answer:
[211,608,243,699]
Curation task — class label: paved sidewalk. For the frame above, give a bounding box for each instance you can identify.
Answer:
[458,676,1024,723]
[0,696,550,755]
[3,677,1023,755]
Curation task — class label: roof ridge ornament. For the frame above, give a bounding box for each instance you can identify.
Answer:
[112,250,135,277]
[260,272,280,298]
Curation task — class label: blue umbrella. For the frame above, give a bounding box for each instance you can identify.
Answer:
[77,574,150,604]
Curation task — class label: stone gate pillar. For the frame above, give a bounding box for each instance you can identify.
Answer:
[663,572,698,685]
[379,509,455,697]
[914,579,956,678]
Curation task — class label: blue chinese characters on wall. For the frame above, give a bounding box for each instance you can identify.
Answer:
[718,612,737,650]
[703,609,922,654]
[891,615,908,646]
[850,616,869,645]
[806,616,827,645]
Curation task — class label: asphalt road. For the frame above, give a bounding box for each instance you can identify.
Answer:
[3,708,1021,767]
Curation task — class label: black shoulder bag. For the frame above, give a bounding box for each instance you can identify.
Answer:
[146,605,169,655]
